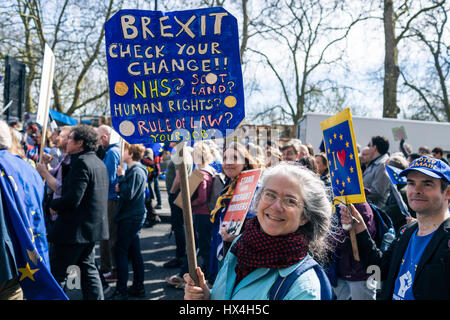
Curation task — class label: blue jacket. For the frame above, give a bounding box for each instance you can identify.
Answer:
[115,162,147,223]
[103,143,123,200]
[210,237,321,300]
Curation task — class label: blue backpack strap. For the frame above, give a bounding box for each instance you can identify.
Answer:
[269,255,333,300]
[312,264,333,300]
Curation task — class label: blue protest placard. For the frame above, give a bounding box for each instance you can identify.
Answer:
[320,108,366,204]
[105,7,245,144]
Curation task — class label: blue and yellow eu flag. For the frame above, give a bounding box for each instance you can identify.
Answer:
[0,150,68,300]
[143,143,168,159]
[385,165,407,185]
[385,164,410,217]
[151,143,164,158]
[320,109,366,204]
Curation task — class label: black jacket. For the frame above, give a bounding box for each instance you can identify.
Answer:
[48,150,109,244]
[357,217,450,300]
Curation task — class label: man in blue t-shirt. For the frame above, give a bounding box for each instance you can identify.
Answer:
[391,228,435,300]
[340,156,450,300]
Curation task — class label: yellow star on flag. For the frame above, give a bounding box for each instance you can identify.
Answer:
[18,263,39,281]
[349,153,354,160]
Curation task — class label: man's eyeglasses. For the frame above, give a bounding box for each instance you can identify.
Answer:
[261,189,304,210]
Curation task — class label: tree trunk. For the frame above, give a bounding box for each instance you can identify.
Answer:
[383,0,400,118]
[240,0,249,62]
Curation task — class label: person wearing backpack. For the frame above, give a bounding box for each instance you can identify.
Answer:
[340,156,450,300]
[184,162,333,300]
[332,202,378,300]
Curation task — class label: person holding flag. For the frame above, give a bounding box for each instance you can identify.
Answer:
[340,156,450,300]
[184,162,334,300]
[0,120,68,300]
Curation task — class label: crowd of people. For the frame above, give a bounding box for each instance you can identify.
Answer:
[0,118,449,300]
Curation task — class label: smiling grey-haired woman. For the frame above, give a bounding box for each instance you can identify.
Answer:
[184,162,334,300]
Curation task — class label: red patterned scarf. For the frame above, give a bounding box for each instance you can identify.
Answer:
[230,217,309,286]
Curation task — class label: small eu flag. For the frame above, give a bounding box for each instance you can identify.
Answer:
[321,109,366,204]
[385,164,410,217]
[385,165,407,185]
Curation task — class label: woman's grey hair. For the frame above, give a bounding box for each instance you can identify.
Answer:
[0,120,12,149]
[254,162,333,263]
[387,153,409,170]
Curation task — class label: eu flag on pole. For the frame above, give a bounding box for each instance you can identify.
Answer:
[385,164,410,217]
[320,109,366,204]
[0,150,68,300]
[385,165,407,185]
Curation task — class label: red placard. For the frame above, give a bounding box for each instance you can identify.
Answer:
[223,168,262,235]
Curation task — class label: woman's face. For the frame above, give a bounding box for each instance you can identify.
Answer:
[315,155,327,175]
[123,148,132,163]
[222,149,245,179]
[257,174,308,236]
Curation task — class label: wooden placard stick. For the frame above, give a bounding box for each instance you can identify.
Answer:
[344,197,360,261]
[38,110,49,165]
[119,137,125,166]
[178,142,199,286]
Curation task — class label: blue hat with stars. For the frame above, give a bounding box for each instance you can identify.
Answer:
[400,156,450,183]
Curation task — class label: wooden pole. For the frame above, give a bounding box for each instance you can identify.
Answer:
[38,112,49,165]
[178,142,199,286]
[345,197,360,261]
[119,138,125,166]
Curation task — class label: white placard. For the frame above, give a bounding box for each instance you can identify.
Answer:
[36,44,55,126]
[109,128,122,145]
